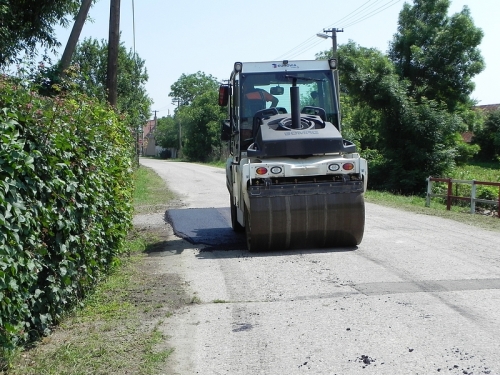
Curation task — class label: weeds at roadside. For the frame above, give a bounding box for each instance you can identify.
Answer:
[365,190,500,233]
[133,166,177,214]
[4,228,189,375]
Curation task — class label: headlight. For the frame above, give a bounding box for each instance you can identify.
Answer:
[328,164,340,171]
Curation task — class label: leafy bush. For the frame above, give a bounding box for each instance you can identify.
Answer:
[0,75,134,358]
[473,109,500,161]
[454,135,480,166]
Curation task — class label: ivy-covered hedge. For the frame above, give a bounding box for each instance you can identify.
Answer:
[0,76,134,354]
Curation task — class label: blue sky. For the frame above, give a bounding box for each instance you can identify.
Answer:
[55,0,499,119]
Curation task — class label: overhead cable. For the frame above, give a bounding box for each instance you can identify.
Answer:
[273,0,401,60]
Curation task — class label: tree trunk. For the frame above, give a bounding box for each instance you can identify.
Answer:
[59,0,93,73]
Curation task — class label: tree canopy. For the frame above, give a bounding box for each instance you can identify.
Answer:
[312,0,487,193]
[338,41,462,193]
[473,109,500,161]
[0,0,81,66]
[169,71,219,106]
[155,116,178,150]
[157,72,225,161]
[388,0,484,111]
[178,90,226,161]
[69,37,152,130]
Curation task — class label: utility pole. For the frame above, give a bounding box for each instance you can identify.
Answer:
[322,28,343,58]
[152,110,158,132]
[317,28,344,128]
[172,98,182,157]
[107,0,120,106]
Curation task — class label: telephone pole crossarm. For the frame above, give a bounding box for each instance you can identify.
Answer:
[322,28,344,58]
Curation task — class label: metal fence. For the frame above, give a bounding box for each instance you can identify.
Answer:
[426,177,500,217]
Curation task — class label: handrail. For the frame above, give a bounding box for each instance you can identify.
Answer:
[426,177,500,218]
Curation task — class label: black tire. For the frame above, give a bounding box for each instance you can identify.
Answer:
[244,205,253,251]
[230,194,244,232]
[245,205,269,252]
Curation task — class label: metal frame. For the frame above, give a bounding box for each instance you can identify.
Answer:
[426,177,500,217]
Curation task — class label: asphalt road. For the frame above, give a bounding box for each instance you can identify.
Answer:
[139,158,500,375]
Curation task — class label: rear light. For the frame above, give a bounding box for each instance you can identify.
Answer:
[256,167,268,175]
[270,166,282,174]
[343,163,354,171]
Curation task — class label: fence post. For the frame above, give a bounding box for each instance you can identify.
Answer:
[446,178,452,211]
[498,186,500,218]
[426,177,432,207]
[471,180,476,214]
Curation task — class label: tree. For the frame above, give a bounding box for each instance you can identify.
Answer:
[163,72,224,161]
[169,71,219,106]
[473,109,500,161]
[340,95,383,155]
[338,41,462,193]
[0,0,80,66]
[59,0,93,73]
[388,0,484,111]
[178,91,226,162]
[69,37,152,130]
[155,116,178,150]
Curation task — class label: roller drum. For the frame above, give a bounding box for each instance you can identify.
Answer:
[245,182,365,251]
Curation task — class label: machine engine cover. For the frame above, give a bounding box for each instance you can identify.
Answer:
[247,115,356,157]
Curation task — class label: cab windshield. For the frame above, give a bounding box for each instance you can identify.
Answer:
[240,70,338,126]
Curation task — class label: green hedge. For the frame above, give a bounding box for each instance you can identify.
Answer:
[0,76,134,354]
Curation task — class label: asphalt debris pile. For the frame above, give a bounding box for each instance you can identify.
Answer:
[357,355,378,368]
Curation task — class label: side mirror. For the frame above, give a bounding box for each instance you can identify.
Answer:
[218,85,229,106]
[221,119,231,141]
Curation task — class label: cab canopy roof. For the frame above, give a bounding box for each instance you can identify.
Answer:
[234,60,333,74]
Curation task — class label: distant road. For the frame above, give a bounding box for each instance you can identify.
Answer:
[140,158,500,375]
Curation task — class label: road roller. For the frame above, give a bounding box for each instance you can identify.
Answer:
[218,59,367,251]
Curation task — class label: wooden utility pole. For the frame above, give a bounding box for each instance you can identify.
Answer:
[107,0,121,106]
[321,28,343,127]
[59,0,93,73]
[322,28,343,58]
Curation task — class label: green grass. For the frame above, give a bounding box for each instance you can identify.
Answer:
[4,166,181,375]
[5,230,174,375]
[133,165,177,213]
[448,161,500,182]
[364,160,500,233]
[204,160,226,168]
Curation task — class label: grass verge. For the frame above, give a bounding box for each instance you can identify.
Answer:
[133,165,177,214]
[365,189,500,232]
[3,165,187,375]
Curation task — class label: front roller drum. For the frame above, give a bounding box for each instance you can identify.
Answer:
[245,191,365,251]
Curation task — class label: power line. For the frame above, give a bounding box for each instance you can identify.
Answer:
[273,0,401,60]
[332,0,400,28]
[342,0,401,28]
[333,0,383,26]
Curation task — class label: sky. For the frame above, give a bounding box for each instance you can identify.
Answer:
[54,0,499,119]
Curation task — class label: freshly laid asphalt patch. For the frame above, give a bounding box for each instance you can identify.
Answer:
[166,207,246,250]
